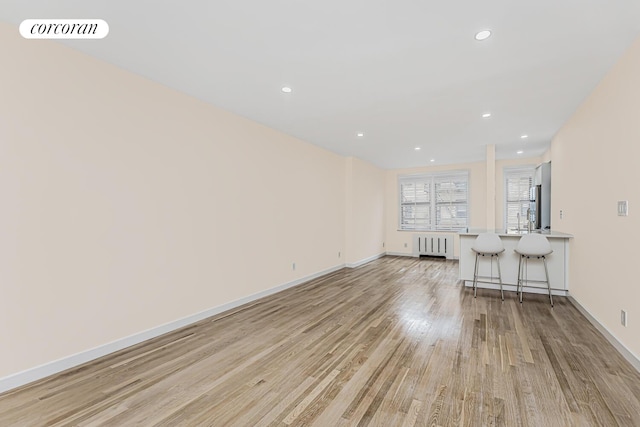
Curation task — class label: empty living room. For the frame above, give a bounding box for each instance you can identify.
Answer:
[1,1,640,426]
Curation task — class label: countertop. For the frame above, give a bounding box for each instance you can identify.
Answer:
[458,228,573,238]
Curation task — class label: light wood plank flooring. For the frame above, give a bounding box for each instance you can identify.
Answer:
[1,256,640,426]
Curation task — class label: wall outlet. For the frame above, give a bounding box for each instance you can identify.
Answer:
[338,251,341,258]
[621,309,628,327]
[292,262,296,271]
[404,242,408,248]
[618,201,629,216]
[560,209,563,219]
[382,242,385,248]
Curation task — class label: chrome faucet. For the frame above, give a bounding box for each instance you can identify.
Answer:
[527,208,532,232]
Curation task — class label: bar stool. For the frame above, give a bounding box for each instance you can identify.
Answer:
[515,234,554,306]
[471,233,505,300]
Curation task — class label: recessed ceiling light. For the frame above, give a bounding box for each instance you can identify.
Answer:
[357,132,364,137]
[415,147,421,151]
[281,86,292,93]
[475,30,492,41]
[520,134,528,139]
[482,112,492,118]
[517,150,524,154]
[430,159,435,162]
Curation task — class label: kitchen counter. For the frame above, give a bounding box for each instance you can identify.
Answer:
[459,228,573,238]
[458,229,572,296]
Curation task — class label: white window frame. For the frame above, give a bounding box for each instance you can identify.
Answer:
[503,166,535,232]
[398,170,469,231]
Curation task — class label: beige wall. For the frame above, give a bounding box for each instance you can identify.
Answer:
[550,36,640,358]
[0,24,349,378]
[345,157,386,265]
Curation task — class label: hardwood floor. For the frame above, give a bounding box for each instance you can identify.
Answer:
[2,256,640,426]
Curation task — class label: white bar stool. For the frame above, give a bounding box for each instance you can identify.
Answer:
[471,233,505,300]
[515,233,554,306]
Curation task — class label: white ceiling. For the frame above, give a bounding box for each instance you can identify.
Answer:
[2,1,640,169]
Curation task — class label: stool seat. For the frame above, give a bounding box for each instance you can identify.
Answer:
[471,233,504,300]
[472,233,505,255]
[515,233,553,257]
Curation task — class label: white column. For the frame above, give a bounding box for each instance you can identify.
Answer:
[486,144,496,230]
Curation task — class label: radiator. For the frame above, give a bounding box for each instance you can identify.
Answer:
[413,234,453,259]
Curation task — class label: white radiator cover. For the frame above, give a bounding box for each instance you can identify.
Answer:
[413,234,453,259]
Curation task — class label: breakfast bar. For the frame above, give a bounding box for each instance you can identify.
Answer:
[458,229,573,296]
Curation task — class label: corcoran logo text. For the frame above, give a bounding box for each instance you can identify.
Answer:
[20,19,109,39]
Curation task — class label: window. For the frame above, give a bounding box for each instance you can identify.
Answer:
[399,171,469,230]
[504,166,535,231]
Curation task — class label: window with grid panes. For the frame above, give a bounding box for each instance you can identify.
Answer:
[504,166,535,231]
[399,171,469,231]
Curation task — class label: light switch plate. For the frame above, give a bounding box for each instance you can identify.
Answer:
[618,201,629,216]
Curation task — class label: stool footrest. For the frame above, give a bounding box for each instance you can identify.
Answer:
[475,275,502,280]
[518,279,550,285]
[519,285,566,292]
[473,279,503,285]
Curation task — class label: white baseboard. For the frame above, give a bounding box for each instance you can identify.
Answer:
[0,264,345,395]
[346,252,386,268]
[385,252,414,257]
[568,295,640,373]
[385,252,458,261]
